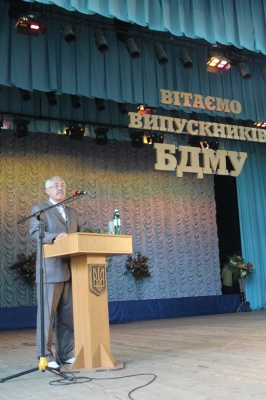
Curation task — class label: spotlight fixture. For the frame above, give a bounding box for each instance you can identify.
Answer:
[254,121,266,128]
[125,36,140,59]
[116,32,140,59]
[131,131,144,148]
[71,95,81,109]
[200,140,210,149]
[237,62,251,80]
[94,127,108,145]
[15,14,46,36]
[8,5,45,35]
[46,91,57,106]
[207,139,219,151]
[179,50,193,68]
[66,124,85,140]
[207,55,231,74]
[117,102,128,115]
[61,24,75,43]
[19,88,31,102]
[188,136,219,151]
[0,117,3,129]
[95,97,105,112]
[137,104,156,115]
[94,28,109,53]
[114,19,140,59]
[154,43,168,65]
[146,133,164,145]
[14,120,29,138]
[187,136,202,147]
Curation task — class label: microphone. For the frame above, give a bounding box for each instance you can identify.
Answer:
[72,190,87,196]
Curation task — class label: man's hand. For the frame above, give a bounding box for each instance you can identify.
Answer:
[55,232,68,240]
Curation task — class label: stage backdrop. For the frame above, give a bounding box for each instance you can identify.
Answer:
[0,130,221,308]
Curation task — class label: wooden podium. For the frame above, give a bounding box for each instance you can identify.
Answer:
[43,232,132,370]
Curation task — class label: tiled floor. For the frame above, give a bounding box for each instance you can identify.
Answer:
[0,310,266,399]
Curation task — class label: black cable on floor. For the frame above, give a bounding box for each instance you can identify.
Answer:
[49,372,157,399]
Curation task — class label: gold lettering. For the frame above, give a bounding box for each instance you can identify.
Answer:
[238,127,257,142]
[180,92,193,107]
[192,94,205,110]
[225,124,240,140]
[142,114,159,130]
[257,129,266,142]
[176,146,203,179]
[160,89,173,105]
[202,149,229,175]
[128,112,143,129]
[154,143,177,171]
[227,152,247,177]
[158,116,173,132]
[186,120,199,135]
[172,118,187,133]
[229,100,242,115]
[215,98,231,113]
[204,96,216,111]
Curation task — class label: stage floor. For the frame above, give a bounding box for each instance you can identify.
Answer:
[0,310,266,400]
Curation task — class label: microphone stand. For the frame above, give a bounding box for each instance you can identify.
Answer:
[0,192,86,383]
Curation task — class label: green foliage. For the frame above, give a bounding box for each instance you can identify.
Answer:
[125,252,150,280]
[225,254,254,279]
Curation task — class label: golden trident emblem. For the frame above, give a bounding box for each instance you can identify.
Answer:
[89,264,106,296]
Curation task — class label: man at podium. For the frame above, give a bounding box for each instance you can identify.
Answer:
[29,175,80,370]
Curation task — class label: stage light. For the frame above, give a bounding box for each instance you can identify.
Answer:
[179,50,193,68]
[187,136,202,147]
[94,28,109,53]
[200,140,210,149]
[117,102,128,115]
[19,89,31,102]
[137,104,156,115]
[62,24,75,43]
[237,62,251,79]
[71,95,81,109]
[154,43,168,65]
[94,127,108,145]
[95,98,105,112]
[66,124,84,140]
[0,117,3,129]
[207,55,231,74]
[115,18,140,59]
[15,14,46,36]
[14,120,29,138]
[116,32,140,59]
[146,133,164,145]
[46,91,57,106]
[254,121,266,128]
[124,36,140,59]
[131,131,144,148]
[188,136,218,151]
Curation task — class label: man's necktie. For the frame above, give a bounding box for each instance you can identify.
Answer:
[57,205,66,220]
[57,204,69,232]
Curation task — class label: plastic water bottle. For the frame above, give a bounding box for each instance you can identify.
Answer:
[113,209,121,235]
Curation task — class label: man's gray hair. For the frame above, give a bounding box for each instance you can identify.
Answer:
[45,176,65,189]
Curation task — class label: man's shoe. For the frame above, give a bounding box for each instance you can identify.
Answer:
[65,357,75,364]
[48,360,60,369]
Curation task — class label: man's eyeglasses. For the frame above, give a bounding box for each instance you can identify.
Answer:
[49,184,66,189]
